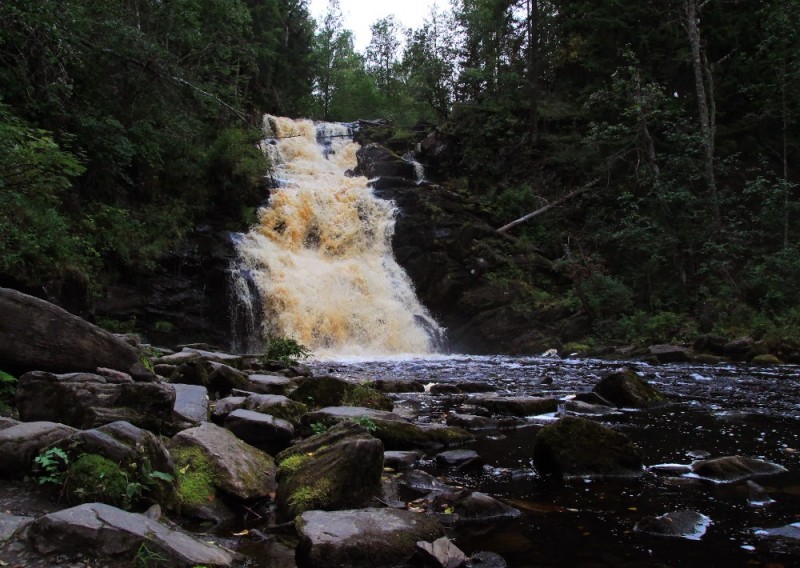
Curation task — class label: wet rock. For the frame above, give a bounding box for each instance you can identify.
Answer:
[747,480,774,507]
[416,536,467,568]
[474,395,558,417]
[446,413,497,430]
[384,450,421,470]
[690,455,787,483]
[243,394,307,425]
[751,354,782,365]
[592,368,666,408]
[290,376,393,411]
[16,371,175,432]
[573,392,614,406]
[466,551,508,568]
[458,382,498,393]
[224,409,294,455]
[755,521,800,542]
[0,421,78,477]
[648,344,691,363]
[210,396,247,424]
[693,334,728,355]
[559,400,619,417]
[647,463,692,475]
[245,374,294,395]
[436,449,480,468]
[171,384,209,425]
[296,507,444,568]
[634,510,711,540]
[451,492,522,525]
[170,422,276,506]
[533,416,644,478]
[399,470,459,495]
[430,383,461,394]
[723,337,754,360]
[154,363,177,379]
[28,502,235,566]
[275,422,384,521]
[153,351,203,366]
[0,288,150,380]
[0,512,33,543]
[182,348,243,368]
[355,143,418,179]
[372,379,426,393]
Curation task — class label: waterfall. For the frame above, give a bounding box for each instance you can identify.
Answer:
[231,116,443,357]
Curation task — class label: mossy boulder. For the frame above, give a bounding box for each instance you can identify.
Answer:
[224,409,294,455]
[690,455,788,483]
[275,422,384,521]
[170,423,276,503]
[0,421,77,478]
[289,376,392,411]
[533,416,644,478]
[302,406,473,450]
[592,368,667,408]
[63,454,129,507]
[751,354,782,365]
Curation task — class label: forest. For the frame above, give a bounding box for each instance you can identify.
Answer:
[1,0,798,349]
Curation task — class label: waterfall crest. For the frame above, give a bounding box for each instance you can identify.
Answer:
[232,116,442,356]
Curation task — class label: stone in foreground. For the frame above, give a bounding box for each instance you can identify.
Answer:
[296,508,444,568]
[275,422,384,521]
[533,416,643,478]
[224,409,294,455]
[0,421,78,477]
[592,368,666,408]
[171,383,209,425]
[28,502,235,567]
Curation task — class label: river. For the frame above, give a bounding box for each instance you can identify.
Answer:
[300,355,800,567]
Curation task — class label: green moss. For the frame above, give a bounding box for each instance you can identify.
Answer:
[65,454,128,506]
[278,454,310,475]
[171,446,217,508]
[373,422,473,450]
[563,342,592,354]
[286,478,334,515]
[341,383,393,411]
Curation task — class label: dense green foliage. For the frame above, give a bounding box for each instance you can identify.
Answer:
[2,0,797,345]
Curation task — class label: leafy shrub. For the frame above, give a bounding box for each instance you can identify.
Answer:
[263,337,311,365]
[33,447,70,486]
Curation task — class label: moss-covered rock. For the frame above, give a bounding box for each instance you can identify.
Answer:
[751,354,782,365]
[289,376,392,411]
[275,422,384,522]
[533,416,644,478]
[63,454,129,507]
[592,368,667,408]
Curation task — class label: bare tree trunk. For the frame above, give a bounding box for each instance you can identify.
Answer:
[684,0,720,224]
[633,67,660,183]
[526,0,541,145]
[496,178,600,233]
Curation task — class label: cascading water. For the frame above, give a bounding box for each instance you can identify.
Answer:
[231,115,443,356]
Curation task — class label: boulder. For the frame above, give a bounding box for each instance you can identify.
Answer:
[210,396,247,424]
[592,368,666,408]
[372,379,426,393]
[246,374,294,395]
[398,470,460,495]
[690,455,788,483]
[0,288,151,380]
[0,421,77,477]
[170,423,276,513]
[533,416,644,477]
[559,400,620,417]
[243,394,307,425]
[290,376,393,411]
[416,537,467,568]
[303,406,473,450]
[756,522,800,542]
[224,409,294,455]
[634,510,711,540]
[648,344,691,363]
[296,508,444,568]
[355,143,417,179]
[723,337,754,360]
[446,413,497,431]
[27,502,235,567]
[0,512,33,543]
[448,492,522,525]
[275,422,384,521]
[171,384,209,425]
[436,449,480,469]
[16,371,176,432]
[430,383,461,395]
[384,451,421,470]
[474,396,558,417]
[466,551,508,568]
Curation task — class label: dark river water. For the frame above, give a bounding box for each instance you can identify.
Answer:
[307,355,800,568]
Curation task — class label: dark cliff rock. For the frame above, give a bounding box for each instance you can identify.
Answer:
[372,177,580,354]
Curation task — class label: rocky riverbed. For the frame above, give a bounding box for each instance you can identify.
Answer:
[1,288,799,567]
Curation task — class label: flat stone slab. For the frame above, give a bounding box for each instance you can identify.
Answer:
[635,510,711,540]
[296,508,444,568]
[246,374,293,394]
[28,503,235,566]
[436,449,480,468]
[172,384,209,424]
[183,348,243,366]
[475,396,558,417]
[384,451,421,470]
[304,406,409,424]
